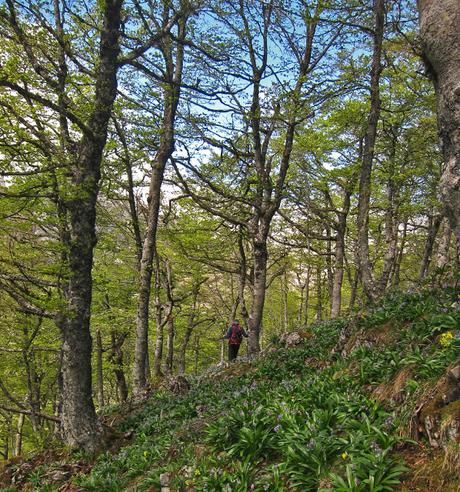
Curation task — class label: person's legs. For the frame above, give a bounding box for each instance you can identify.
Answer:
[228,344,240,361]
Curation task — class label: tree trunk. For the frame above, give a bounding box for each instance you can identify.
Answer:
[178,282,202,374]
[248,238,268,354]
[378,179,399,295]
[13,414,24,457]
[95,329,104,408]
[325,225,333,307]
[194,335,200,375]
[133,18,186,395]
[356,0,385,302]
[57,0,122,451]
[316,266,323,322]
[331,189,351,318]
[436,219,452,269]
[164,315,175,376]
[114,118,143,265]
[418,0,460,246]
[419,214,442,279]
[304,266,311,326]
[282,271,289,332]
[110,331,128,403]
[392,219,407,288]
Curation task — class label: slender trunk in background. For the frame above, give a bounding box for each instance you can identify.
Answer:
[162,259,175,376]
[419,214,442,279]
[178,282,201,374]
[114,118,143,265]
[13,414,24,457]
[282,271,289,332]
[348,267,359,313]
[325,225,333,307]
[95,330,104,408]
[356,0,385,302]
[164,315,175,376]
[133,16,186,395]
[316,266,323,322]
[418,0,460,246]
[331,189,352,318]
[194,335,199,374]
[436,219,452,269]
[304,266,311,326]
[392,220,407,288]
[110,331,128,403]
[378,178,399,295]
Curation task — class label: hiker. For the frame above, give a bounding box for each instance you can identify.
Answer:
[223,320,248,362]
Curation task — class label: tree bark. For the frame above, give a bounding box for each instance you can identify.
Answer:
[109,331,128,403]
[13,413,24,457]
[331,189,352,318]
[419,214,442,279]
[178,281,201,374]
[95,329,104,408]
[356,0,385,303]
[436,219,452,269]
[418,0,460,246]
[248,237,268,354]
[57,0,123,451]
[377,178,399,295]
[133,17,186,395]
[316,266,323,322]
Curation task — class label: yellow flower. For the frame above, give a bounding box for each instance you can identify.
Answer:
[194,469,201,476]
[341,452,348,459]
[143,451,149,458]
[440,331,454,347]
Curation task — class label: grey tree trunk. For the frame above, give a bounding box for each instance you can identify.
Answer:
[95,329,104,408]
[436,219,452,269]
[110,331,128,403]
[57,0,122,451]
[248,237,268,354]
[356,0,385,302]
[419,214,442,279]
[316,266,323,322]
[392,220,407,288]
[378,178,399,295]
[331,189,352,318]
[164,315,175,376]
[133,18,186,395]
[178,281,202,374]
[418,0,460,246]
[13,414,24,457]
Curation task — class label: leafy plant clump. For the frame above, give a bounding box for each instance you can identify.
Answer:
[3,286,459,491]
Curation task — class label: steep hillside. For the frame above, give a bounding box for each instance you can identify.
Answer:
[1,286,460,491]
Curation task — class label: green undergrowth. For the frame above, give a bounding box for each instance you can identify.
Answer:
[3,286,460,491]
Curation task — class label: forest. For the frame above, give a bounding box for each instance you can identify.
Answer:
[0,0,459,488]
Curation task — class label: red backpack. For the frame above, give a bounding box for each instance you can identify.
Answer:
[229,324,243,345]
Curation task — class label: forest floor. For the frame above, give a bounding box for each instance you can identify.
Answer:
[0,286,460,491]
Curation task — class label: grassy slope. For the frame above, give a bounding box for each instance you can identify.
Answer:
[1,286,460,491]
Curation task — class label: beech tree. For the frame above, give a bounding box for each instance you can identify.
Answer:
[418,0,460,246]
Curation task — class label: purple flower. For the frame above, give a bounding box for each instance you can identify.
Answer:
[250,381,258,390]
[274,424,281,432]
[383,416,394,428]
[307,439,316,449]
[371,442,382,454]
